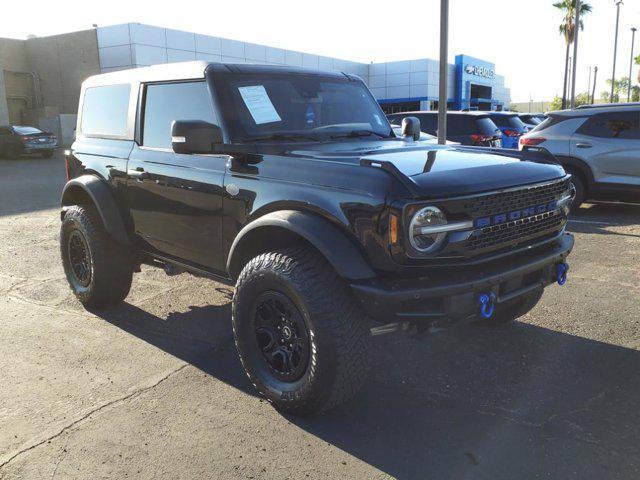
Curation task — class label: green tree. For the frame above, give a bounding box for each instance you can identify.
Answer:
[554,0,593,108]
[602,77,635,102]
[549,95,563,110]
[549,92,591,110]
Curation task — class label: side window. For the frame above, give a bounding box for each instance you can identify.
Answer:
[81,84,131,137]
[578,112,640,139]
[142,81,217,149]
[417,114,437,133]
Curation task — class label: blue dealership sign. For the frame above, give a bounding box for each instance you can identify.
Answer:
[455,55,499,110]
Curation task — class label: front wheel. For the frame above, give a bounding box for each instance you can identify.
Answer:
[569,173,586,212]
[60,205,133,309]
[232,246,372,415]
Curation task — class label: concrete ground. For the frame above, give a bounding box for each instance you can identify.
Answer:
[0,151,639,480]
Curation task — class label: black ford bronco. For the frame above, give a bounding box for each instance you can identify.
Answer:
[60,62,574,414]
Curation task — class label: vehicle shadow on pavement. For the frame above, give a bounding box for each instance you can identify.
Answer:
[93,301,257,397]
[294,322,640,479]
[94,302,640,479]
[569,202,640,238]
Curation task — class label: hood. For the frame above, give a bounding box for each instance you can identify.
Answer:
[290,141,566,198]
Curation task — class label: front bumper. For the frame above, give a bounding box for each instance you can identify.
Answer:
[351,233,574,323]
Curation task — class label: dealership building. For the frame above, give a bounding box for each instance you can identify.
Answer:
[0,23,511,144]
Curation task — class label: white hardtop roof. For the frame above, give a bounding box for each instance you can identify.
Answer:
[83,61,210,88]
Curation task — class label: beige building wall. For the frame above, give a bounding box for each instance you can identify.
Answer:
[0,38,29,124]
[24,29,100,115]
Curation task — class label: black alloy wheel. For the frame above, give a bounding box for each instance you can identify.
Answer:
[253,291,310,382]
[67,230,92,289]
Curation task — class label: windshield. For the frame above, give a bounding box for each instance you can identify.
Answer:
[14,126,43,135]
[212,72,392,142]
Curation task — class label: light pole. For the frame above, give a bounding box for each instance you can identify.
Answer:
[437,0,449,145]
[570,0,581,108]
[592,66,598,103]
[611,0,623,103]
[628,27,637,102]
[588,66,592,98]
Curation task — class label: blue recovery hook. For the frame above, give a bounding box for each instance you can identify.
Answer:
[556,262,569,286]
[478,292,496,319]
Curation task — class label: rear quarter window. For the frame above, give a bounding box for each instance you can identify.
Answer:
[577,111,640,139]
[81,84,131,137]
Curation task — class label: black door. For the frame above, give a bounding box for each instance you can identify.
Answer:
[125,81,228,272]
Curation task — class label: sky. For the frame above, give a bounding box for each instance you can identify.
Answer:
[1,0,639,103]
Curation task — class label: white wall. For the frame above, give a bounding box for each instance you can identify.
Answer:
[96,23,367,79]
[95,23,511,107]
[367,58,457,102]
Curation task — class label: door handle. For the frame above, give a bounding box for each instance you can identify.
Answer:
[576,142,592,149]
[128,167,150,180]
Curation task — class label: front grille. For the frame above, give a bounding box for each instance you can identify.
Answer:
[464,178,571,218]
[466,210,565,251]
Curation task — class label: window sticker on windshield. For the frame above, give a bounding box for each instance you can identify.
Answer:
[373,114,383,126]
[238,85,282,125]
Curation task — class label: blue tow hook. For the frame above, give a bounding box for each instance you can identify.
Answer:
[556,262,569,286]
[478,292,496,319]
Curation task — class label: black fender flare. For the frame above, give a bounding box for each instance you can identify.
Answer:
[61,176,131,245]
[227,210,376,281]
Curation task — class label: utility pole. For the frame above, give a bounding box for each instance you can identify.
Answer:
[628,27,637,102]
[570,0,581,108]
[437,0,449,145]
[567,56,572,104]
[587,66,592,98]
[611,0,623,103]
[592,66,598,103]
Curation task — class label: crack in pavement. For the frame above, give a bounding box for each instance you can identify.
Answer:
[0,363,189,472]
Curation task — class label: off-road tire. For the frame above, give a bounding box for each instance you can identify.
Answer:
[60,205,133,309]
[232,246,372,415]
[486,287,544,325]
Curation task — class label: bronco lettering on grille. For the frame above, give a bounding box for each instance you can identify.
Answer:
[474,201,558,228]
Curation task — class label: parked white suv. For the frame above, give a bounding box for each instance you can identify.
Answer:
[519,104,640,209]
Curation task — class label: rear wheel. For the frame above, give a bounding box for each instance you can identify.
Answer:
[232,246,372,415]
[60,205,133,309]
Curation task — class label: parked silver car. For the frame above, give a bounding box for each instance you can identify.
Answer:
[519,103,640,209]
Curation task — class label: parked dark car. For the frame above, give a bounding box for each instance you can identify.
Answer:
[486,112,528,149]
[387,111,502,147]
[60,62,575,415]
[0,125,57,158]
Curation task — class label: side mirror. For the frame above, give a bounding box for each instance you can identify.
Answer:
[171,120,223,154]
[401,116,421,141]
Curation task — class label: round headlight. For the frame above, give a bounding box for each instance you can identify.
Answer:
[409,206,448,253]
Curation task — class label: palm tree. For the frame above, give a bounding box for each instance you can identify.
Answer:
[554,0,593,109]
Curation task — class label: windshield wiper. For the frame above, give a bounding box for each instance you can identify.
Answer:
[330,130,391,139]
[249,133,320,143]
